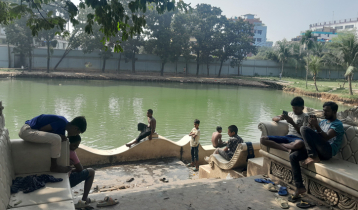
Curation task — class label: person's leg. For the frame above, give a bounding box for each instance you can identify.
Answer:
[126,129,151,147]
[217,141,227,148]
[289,149,308,197]
[300,127,332,165]
[282,140,304,151]
[260,136,290,152]
[82,168,95,203]
[18,124,70,173]
[217,148,231,161]
[194,146,199,169]
[190,146,195,166]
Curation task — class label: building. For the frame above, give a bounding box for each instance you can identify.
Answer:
[0,27,6,45]
[240,14,270,47]
[309,17,358,34]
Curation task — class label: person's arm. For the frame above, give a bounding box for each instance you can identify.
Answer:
[72,162,84,173]
[40,124,67,141]
[272,115,282,122]
[218,134,223,143]
[223,146,229,152]
[310,118,337,141]
[281,114,301,134]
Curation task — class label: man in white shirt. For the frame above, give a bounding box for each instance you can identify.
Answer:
[260,97,309,152]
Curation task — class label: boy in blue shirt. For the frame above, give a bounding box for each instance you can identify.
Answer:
[290,102,344,199]
[19,114,87,173]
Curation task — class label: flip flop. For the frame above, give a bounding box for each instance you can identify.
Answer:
[96,196,119,207]
[159,178,169,183]
[275,197,289,209]
[126,178,134,182]
[193,168,199,172]
[296,200,312,209]
[278,186,288,196]
[288,194,300,203]
[254,178,275,185]
[74,200,88,209]
[263,183,278,192]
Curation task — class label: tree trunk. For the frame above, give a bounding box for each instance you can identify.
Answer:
[196,51,200,77]
[185,62,188,76]
[28,49,32,71]
[313,74,319,91]
[206,63,209,76]
[46,40,50,73]
[102,58,106,72]
[160,62,165,76]
[218,60,224,78]
[281,61,284,75]
[132,52,135,74]
[305,66,308,89]
[329,69,331,80]
[54,49,70,70]
[117,53,121,74]
[175,61,178,75]
[7,42,11,68]
[295,62,298,78]
[348,74,353,95]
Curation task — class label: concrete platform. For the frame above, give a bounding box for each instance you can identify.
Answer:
[78,176,330,210]
[247,157,264,177]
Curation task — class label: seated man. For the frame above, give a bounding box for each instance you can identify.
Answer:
[205,125,244,161]
[68,135,96,209]
[260,97,309,152]
[18,114,87,173]
[290,101,344,198]
[126,109,156,147]
[211,126,227,148]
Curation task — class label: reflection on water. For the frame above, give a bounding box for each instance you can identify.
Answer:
[0,78,352,150]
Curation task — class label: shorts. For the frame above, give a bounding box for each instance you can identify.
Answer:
[70,169,89,187]
[218,148,231,161]
[267,135,302,144]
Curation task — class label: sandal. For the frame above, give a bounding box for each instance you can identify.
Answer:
[74,200,88,209]
[159,178,169,183]
[278,186,288,196]
[187,163,194,167]
[193,168,199,172]
[275,197,289,209]
[254,178,275,185]
[263,183,278,192]
[296,200,316,209]
[96,196,119,207]
[288,194,300,203]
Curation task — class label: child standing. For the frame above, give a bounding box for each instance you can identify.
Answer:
[188,119,200,171]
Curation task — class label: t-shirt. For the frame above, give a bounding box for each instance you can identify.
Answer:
[227,135,244,159]
[319,119,344,156]
[25,114,69,135]
[70,150,80,166]
[190,127,200,147]
[287,112,309,138]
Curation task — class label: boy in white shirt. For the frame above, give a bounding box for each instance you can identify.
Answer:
[260,97,309,152]
[188,119,200,171]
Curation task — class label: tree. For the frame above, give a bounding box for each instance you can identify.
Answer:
[123,35,144,73]
[145,8,174,76]
[214,18,256,77]
[1,0,186,52]
[301,30,317,88]
[276,39,292,76]
[5,16,35,70]
[291,42,305,77]
[307,55,322,91]
[37,27,59,73]
[53,29,81,70]
[190,4,223,76]
[326,32,358,95]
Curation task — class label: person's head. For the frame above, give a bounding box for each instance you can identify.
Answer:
[194,119,200,129]
[147,109,153,117]
[67,116,87,136]
[227,125,238,137]
[216,126,222,133]
[69,135,81,151]
[291,97,305,115]
[323,101,338,120]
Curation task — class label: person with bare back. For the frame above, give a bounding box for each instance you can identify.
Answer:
[126,109,156,147]
[211,126,227,148]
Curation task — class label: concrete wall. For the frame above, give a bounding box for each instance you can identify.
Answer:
[0,45,350,79]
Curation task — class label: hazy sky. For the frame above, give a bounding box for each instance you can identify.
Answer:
[72,0,358,43]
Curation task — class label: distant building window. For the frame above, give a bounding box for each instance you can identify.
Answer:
[258,30,262,35]
[335,26,343,30]
[257,38,261,42]
[345,25,354,29]
[254,30,256,33]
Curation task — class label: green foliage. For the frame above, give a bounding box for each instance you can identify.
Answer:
[308,55,322,76]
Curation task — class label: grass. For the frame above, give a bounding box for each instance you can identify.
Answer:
[0,68,22,72]
[236,76,358,100]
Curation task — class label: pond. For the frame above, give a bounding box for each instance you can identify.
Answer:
[0,78,351,150]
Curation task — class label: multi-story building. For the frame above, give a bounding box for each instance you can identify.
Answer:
[309,17,358,34]
[239,14,271,47]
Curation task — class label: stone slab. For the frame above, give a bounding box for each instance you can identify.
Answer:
[247,157,264,177]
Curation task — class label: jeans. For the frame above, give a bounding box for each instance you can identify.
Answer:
[290,127,332,188]
[191,146,199,162]
[136,123,151,143]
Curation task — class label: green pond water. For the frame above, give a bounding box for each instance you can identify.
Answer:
[0,78,352,150]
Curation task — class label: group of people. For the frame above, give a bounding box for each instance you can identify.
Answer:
[17,96,344,206]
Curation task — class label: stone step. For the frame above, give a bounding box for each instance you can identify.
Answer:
[247,157,265,177]
[198,164,245,179]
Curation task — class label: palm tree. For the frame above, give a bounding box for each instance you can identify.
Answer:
[291,42,304,77]
[326,32,358,95]
[300,30,317,88]
[276,39,292,76]
[307,55,322,91]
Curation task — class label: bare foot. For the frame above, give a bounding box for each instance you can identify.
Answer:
[50,165,72,173]
[294,187,306,197]
[303,157,320,165]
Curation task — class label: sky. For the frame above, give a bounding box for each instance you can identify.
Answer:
[71,0,358,43]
